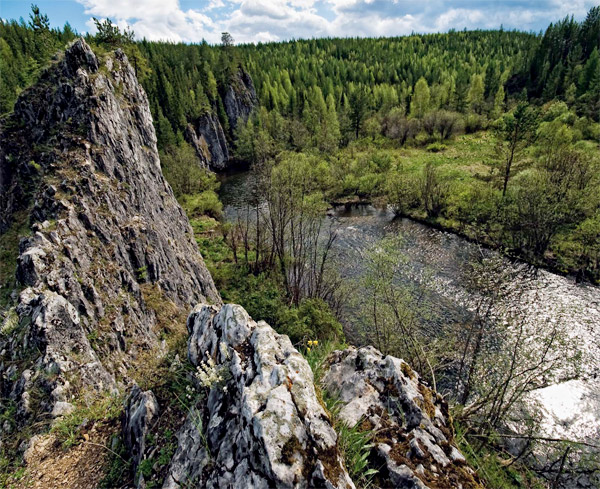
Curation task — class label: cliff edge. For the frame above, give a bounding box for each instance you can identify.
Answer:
[0,38,220,428]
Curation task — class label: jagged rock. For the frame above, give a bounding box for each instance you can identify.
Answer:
[163,303,355,489]
[123,384,160,486]
[223,69,257,132]
[0,38,220,424]
[322,346,482,489]
[185,111,229,171]
[183,68,255,171]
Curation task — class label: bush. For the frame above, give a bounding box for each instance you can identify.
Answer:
[179,191,223,219]
[160,141,220,198]
[464,114,486,133]
[386,172,421,215]
[426,142,447,152]
[297,298,344,341]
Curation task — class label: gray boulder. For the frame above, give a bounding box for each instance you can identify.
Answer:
[162,303,355,489]
[322,346,482,489]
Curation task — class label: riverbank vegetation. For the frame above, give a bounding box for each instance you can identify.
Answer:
[238,114,599,282]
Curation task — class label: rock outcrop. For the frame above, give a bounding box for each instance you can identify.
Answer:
[223,69,258,132]
[322,347,482,489]
[123,384,160,485]
[159,303,354,489]
[185,112,229,171]
[184,68,256,171]
[122,303,480,489]
[0,38,220,426]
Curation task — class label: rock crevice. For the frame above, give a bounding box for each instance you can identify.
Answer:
[161,303,354,489]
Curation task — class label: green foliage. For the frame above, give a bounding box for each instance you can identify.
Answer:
[426,142,447,152]
[98,437,132,489]
[410,77,431,118]
[0,7,77,113]
[159,141,224,218]
[160,141,219,197]
[302,343,378,488]
[334,418,378,487]
[191,214,345,344]
[454,422,545,489]
[302,340,344,383]
[51,395,123,449]
[179,192,223,219]
[467,73,485,114]
[528,7,600,118]
[217,268,340,344]
[92,17,134,47]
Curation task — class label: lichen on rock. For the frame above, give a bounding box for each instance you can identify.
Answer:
[322,346,483,489]
[162,303,355,489]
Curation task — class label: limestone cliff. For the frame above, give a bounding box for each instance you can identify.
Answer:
[185,112,229,171]
[0,38,219,426]
[223,68,258,132]
[184,68,257,171]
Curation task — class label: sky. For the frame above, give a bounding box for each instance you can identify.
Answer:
[1,0,597,44]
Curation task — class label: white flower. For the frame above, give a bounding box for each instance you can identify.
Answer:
[219,342,230,360]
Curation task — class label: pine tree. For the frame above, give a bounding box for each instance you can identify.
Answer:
[410,77,430,118]
[492,85,505,118]
[467,73,485,114]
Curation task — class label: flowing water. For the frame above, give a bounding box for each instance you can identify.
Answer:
[219,170,600,446]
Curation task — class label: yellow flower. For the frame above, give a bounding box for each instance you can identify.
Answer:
[307,347,311,353]
[314,340,318,346]
[308,340,313,346]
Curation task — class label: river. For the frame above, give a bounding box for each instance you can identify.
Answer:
[219,170,600,450]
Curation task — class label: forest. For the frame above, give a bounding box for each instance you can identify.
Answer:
[1,6,599,487]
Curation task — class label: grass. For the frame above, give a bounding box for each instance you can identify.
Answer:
[98,436,132,489]
[51,394,123,449]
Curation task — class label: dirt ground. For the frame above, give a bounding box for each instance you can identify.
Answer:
[15,424,117,489]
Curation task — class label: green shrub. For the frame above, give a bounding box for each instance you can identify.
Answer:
[426,142,447,152]
[297,298,344,341]
[179,191,223,219]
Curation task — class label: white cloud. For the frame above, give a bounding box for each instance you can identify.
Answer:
[77,0,222,43]
[76,0,597,44]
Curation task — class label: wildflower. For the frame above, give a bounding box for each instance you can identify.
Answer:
[195,353,231,390]
[219,341,230,360]
[307,347,311,353]
[314,340,318,346]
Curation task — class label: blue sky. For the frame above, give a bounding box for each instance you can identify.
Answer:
[1,0,597,44]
